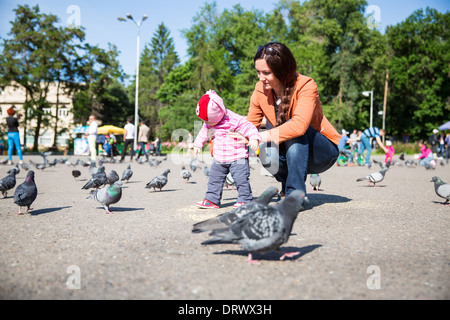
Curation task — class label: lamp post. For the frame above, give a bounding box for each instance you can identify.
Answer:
[362,90,373,129]
[118,13,148,152]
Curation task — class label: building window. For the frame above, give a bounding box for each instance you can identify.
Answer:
[43,108,51,115]
[58,108,69,117]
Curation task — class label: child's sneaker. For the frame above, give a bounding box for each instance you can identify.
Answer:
[233,202,246,208]
[196,199,219,209]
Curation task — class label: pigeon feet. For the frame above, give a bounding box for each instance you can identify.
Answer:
[279,251,301,261]
[246,253,261,265]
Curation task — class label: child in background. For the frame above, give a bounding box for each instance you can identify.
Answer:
[417,140,433,167]
[384,140,395,164]
[194,90,261,209]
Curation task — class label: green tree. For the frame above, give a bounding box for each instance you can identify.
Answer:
[0,5,84,151]
[131,22,179,136]
[386,8,450,141]
[72,43,125,125]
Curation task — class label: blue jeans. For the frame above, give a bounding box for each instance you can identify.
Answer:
[359,135,372,165]
[259,126,338,196]
[7,132,23,161]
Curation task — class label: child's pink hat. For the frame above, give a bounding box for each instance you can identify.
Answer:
[196,90,226,123]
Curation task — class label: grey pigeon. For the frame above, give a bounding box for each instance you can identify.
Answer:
[87,181,123,214]
[373,159,390,170]
[107,170,120,185]
[121,165,133,183]
[7,164,20,175]
[431,176,450,205]
[309,174,321,191]
[190,159,198,172]
[146,169,170,191]
[20,162,30,171]
[72,170,81,180]
[201,190,308,264]
[14,170,38,215]
[225,172,235,189]
[82,166,107,189]
[356,168,388,187]
[181,166,192,182]
[0,169,18,197]
[203,165,210,177]
[192,186,280,234]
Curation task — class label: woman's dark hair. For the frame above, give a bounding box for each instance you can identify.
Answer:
[254,42,298,126]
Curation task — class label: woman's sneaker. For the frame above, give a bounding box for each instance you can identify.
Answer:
[196,199,219,209]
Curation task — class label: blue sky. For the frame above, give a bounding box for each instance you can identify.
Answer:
[1,0,448,77]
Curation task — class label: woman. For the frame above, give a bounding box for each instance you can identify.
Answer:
[6,106,24,165]
[234,42,340,198]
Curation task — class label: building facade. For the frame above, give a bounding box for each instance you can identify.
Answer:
[0,83,74,149]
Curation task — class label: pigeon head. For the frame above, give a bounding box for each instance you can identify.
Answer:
[279,190,308,218]
[25,171,35,184]
[431,176,444,184]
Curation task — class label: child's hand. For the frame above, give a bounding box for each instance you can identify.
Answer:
[248,139,259,152]
[193,146,201,158]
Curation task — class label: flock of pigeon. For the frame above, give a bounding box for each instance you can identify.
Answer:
[0,150,449,264]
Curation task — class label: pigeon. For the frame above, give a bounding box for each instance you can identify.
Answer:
[82,166,107,189]
[430,176,450,205]
[107,170,120,185]
[356,168,388,187]
[20,162,30,171]
[7,164,20,175]
[121,165,133,183]
[203,165,210,177]
[72,170,81,180]
[13,170,38,215]
[190,159,198,172]
[192,186,280,234]
[399,152,405,161]
[373,159,390,170]
[225,172,235,189]
[0,169,18,197]
[180,166,192,182]
[146,169,170,191]
[201,190,308,264]
[87,181,123,214]
[309,174,321,191]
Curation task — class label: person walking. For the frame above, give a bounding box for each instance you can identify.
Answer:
[358,126,388,167]
[428,129,439,154]
[238,42,340,198]
[85,115,98,162]
[6,106,24,165]
[120,118,135,162]
[136,120,150,161]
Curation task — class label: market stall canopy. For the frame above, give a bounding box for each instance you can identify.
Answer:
[73,125,89,134]
[97,125,125,135]
[438,121,450,130]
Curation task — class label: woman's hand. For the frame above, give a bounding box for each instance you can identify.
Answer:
[227,131,248,144]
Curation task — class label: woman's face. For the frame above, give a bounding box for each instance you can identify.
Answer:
[255,58,282,93]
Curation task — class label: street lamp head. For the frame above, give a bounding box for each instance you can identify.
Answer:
[142,15,148,21]
[362,91,371,97]
[126,13,134,20]
[117,17,126,22]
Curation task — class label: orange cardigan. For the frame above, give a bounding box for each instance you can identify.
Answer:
[247,74,341,145]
